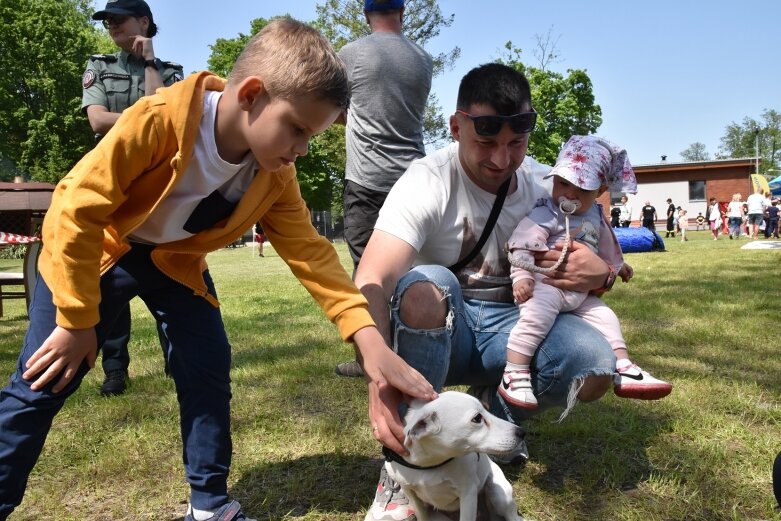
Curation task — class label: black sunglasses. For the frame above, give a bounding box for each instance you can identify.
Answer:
[456,109,537,136]
[102,15,130,28]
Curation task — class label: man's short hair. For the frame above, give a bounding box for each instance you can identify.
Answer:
[228,17,349,110]
[456,63,532,115]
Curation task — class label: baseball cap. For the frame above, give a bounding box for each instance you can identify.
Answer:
[364,0,404,11]
[92,0,153,20]
[544,135,638,194]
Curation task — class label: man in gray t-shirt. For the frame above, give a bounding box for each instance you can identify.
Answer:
[338,0,433,270]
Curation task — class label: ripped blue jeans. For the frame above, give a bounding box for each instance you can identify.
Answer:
[390,265,615,423]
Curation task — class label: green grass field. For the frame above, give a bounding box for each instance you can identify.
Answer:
[0,230,779,520]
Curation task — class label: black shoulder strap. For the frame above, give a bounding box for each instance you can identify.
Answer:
[448,175,512,273]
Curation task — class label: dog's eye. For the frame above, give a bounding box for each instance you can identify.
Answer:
[471,413,483,424]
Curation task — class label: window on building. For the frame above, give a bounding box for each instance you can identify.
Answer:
[610,193,625,205]
[689,180,706,201]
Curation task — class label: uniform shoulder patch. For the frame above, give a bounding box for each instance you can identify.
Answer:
[161,60,183,70]
[82,69,96,89]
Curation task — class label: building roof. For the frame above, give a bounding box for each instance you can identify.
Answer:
[0,182,55,211]
[634,157,759,174]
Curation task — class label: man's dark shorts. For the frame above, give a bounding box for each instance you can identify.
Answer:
[748,213,764,226]
[343,180,389,269]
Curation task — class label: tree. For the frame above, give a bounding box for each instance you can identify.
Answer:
[0,0,111,183]
[680,142,711,162]
[499,41,602,166]
[717,109,780,173]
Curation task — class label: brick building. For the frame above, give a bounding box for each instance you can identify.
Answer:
[596,157,759,226]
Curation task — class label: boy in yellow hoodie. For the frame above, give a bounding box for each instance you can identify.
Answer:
[0,18,434,521]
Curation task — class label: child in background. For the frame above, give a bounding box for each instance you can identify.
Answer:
[767,199,780,238]
[678,208,688,241]
[253,221,266,257]
[708,197,721,240]
[0,19,434,520]
[500,135,672,410]
[695,212,705,231]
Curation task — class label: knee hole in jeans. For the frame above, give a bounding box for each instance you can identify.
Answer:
[399,281,449,330]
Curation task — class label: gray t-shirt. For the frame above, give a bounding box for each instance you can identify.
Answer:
[339,32,433,192]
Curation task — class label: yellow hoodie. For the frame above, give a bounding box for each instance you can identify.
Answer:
[40,71,374,340]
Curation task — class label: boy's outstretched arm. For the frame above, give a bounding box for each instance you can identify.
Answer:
[23,327,98,393]
[352,327,436,455]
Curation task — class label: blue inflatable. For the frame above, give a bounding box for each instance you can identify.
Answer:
[613,227,666,253]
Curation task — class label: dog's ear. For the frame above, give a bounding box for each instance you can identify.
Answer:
[405,411,441,444]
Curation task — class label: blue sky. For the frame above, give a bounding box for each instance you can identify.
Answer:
[146,0,780,166]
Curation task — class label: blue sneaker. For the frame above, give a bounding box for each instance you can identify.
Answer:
[184,500,256,521]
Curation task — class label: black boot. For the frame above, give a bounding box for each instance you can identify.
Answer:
[100,369,129,396]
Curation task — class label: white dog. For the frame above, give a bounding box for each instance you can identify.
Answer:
[383,391,526,521]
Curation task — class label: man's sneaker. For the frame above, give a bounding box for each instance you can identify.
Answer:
[364,465,416,521]
[497,369,538,410]
[100,369,128,396]
[184,500,256,521]
[335,360,364,377]
[613,363,673,400]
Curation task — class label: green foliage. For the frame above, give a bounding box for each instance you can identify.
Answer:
[717,109,780,173]
[295,127,347,213]
[207,17,276,77]
[680,142,711,162]
[499,42,602,166]
[0,0,107,183]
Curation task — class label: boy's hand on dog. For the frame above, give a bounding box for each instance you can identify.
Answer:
[23,327,97,393]
[353,327,437,454]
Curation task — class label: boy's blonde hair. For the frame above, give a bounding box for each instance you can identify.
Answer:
[228,17,349,110]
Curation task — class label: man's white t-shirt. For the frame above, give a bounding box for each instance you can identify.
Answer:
[375,143,551,303]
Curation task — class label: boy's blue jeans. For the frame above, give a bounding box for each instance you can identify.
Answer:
[391,265,615,423]
[0,244,232,517]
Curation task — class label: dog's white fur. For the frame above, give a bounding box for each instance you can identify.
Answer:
[385,391,525,521]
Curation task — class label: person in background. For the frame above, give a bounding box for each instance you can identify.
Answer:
[618,194,632,227]
[338,0,433,273]
[726,193,745,240]
[763,191,774,238]
[640,200,657,231]
[678,208,688,242]
[745,186,767,239]
[82,0,184,396]
[707,197,721,240]
[695,212,705,231]
[335,0,433,378]
[610,204,621,228]
[765,199,780,239]
[665,198,676,238]
[253,222,265,257]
